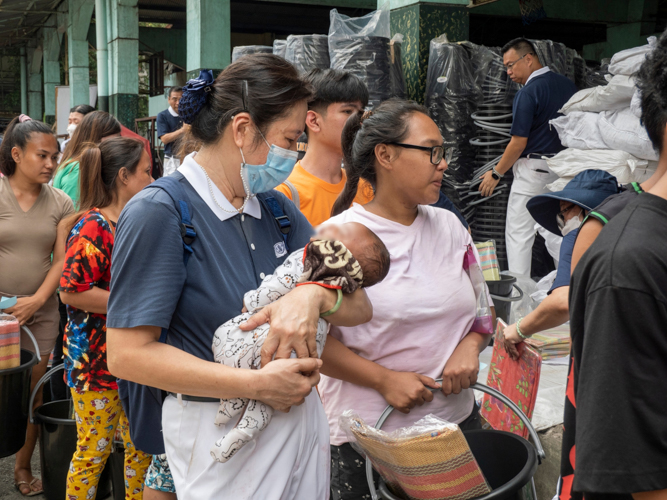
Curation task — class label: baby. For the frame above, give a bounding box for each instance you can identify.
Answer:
[210,222,390,463]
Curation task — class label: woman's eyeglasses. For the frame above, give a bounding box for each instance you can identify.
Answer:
[387,143,453,165]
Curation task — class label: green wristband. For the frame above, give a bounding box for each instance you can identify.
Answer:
[320,289,343,317]
[516,318,530,340]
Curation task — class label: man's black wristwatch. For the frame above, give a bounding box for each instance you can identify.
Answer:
[491,167,504,181]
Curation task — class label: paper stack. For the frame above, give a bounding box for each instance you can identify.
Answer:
[525,324,571,360]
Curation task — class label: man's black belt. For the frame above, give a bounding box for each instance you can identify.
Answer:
[169,393,218,403]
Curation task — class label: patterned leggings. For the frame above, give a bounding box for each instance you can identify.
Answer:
[66,388,152,500]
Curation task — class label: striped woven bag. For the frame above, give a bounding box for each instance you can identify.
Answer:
[348,416,491,500]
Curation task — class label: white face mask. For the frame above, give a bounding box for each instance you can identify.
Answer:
[557,213,583,236]
[67,123,77,137]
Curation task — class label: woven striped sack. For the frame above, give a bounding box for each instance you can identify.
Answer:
[345,413,491,500]
[0,313,20,369]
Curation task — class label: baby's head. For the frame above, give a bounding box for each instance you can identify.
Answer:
[317,222,390,287]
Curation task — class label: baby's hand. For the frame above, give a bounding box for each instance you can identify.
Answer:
[242,305,248,313]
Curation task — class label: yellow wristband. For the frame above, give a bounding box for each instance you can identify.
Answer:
[320,289,343,317]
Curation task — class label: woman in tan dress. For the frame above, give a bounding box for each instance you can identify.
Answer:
[0,115,73,496]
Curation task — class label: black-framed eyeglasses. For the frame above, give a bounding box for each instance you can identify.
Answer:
[387,142,452,165]
[504,52,534,71]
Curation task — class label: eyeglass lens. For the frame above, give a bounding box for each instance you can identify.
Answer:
[431,146,444,164]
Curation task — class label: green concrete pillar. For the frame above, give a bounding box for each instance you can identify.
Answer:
[27,44,43,120]
[108,0,139,128]
[105,0,114,102]
[68,0,95,106]
[186,0,230,79]
[20,47,28,114]
[43,15,63,125]
[385,0,469,102]
[95,0,109,111]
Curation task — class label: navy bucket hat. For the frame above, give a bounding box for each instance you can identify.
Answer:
[527,170,621,235]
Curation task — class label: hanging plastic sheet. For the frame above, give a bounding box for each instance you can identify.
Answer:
[329,4,392,108]
[272,39,287,59]
[425,35,482,182]
[389,34,406,99]
[285,34,330,74]
[530,39,575,83]
[231,45,273,63]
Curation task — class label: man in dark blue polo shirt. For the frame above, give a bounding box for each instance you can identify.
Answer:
[479,38,577,276]
[157,86,187,176]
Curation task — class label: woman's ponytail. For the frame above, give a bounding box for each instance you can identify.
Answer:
[332,111,364,217]
[78,144,107,211]
[65,137,145,231]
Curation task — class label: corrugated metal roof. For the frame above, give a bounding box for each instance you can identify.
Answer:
[0,0,64,49]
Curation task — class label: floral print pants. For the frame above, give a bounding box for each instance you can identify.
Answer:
[66,388,151,500]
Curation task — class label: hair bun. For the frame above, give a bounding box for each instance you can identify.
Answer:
[179,69,215,124]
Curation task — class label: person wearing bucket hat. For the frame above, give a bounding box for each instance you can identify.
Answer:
[502,169,620,360]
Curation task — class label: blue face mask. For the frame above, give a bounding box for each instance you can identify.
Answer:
[240,134,298,195]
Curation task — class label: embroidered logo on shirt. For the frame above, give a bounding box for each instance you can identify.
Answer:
[274,242,287,258]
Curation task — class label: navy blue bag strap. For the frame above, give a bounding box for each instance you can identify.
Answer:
[262,195,291,252]
[146,176,197,266]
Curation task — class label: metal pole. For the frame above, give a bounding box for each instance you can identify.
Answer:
[20,46,27,114]
[95,0,108,110]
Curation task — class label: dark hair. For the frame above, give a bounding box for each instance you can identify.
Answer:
[70,104,96,115]
[501,37,537,59]
[176,134,203,162]
[60,111,121,172]
[331,99,428,217]
[358,227,391,288]
[66,137,145,227]
[169,86,183,97]
[637,29,667,152]
[304,69,369,113]
[187,53,312,147]
[0,116,56,176]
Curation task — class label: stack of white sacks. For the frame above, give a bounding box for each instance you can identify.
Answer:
[546,37,659,191]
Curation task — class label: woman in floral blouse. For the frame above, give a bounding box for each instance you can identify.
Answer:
[59,137,153,500]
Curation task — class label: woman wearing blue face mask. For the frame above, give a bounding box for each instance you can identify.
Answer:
[104,55,373,500]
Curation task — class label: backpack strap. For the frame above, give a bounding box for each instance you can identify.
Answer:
[144,176,197,344]
[145,176,197,266]
[261,195,291,253]
[284,180,300,209]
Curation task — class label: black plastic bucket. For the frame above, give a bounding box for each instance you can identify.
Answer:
[108,442,127,500]
[487,275,523,324]
[464,430,537,499]
[372,383,543,500]
[33,400,112,500]
[30,365,112,500]
[378,430,537,500]
[0,349,38,458]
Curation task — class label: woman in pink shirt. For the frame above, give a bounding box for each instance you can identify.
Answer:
[320,100,495,500]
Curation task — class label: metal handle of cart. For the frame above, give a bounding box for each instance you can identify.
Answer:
[29,363,65,424]
[488,284,524,302]
[22,325,41,361]
[366,381,545,500]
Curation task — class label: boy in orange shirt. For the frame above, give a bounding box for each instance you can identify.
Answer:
[275,69,374,226]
